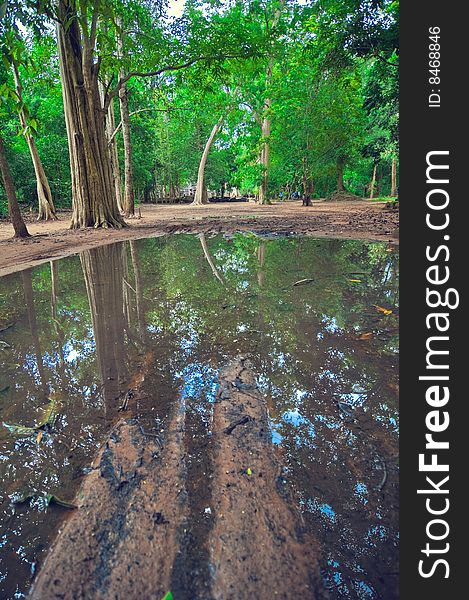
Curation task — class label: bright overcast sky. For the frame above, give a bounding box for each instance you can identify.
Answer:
[167,0,186,18]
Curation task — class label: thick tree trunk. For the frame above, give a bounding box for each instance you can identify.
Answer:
[192,117,223,205]
[13,64,57,221]
[337,158,345,192]
[0,133,30,238]
[57,1,125,229]
[391,158,398,197]
[369,164,377,199]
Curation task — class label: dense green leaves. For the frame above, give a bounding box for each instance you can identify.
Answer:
[0,0,399,215]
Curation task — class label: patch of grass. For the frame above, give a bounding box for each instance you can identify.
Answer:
[369,196,397,203]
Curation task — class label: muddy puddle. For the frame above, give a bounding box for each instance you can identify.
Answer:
[0,234,399,599]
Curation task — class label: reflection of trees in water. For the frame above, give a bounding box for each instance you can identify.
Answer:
[21,269,48,398]
[0,235,398,600]
[50,260,67,384]
[80,243,128,413]
[143,234,399,599]
[129,240,147,344]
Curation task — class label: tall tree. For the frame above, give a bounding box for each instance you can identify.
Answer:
[56,0,125,229]
[11,61,57,220]
[193,116,224,205]
[0,132,30,237]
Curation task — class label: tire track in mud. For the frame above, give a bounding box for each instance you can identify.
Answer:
[29,359,326,599]
[30,408,187,599]
[209,359,325,600]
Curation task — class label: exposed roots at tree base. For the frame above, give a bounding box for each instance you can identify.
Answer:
[69,218,128,230]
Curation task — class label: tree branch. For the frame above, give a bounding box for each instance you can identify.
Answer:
[104,52,254,112]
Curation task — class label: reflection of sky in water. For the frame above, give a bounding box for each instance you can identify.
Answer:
[176,363,218,406]
[0,235,398,599]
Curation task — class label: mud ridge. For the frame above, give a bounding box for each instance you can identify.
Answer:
[29,359,327,599]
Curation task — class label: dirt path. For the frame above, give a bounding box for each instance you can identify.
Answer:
[29,359,326,600]
[0,201,398,277]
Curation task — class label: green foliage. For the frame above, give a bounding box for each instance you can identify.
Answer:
[0,0,399,214]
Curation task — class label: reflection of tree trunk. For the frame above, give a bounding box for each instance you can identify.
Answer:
[193,117,223,205]
[257,242,265,288]
[256,242,268,386]
[129,241,146,343]
[199,233,225,285]
[80,244,128,411]
[391,158,398,197]
[0,133,30,238]
[122,245,132,331]
[21,269,48,397]
[369,164,377,199]
[50,261,66,380]
[13,63,57,221]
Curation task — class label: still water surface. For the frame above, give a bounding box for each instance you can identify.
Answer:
[0,234,399,599]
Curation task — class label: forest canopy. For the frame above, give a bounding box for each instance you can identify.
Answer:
[0,0,399,228]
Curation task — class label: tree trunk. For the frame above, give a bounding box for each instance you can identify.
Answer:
[192,117,223,205]
[57,1,125,229]
[105,95,123,213]
[302,158,314,206]
[12,64,57,221]
[369,164,377,199]
[118,85,135,216]
[391,158,398,197]
[337,158,345,192]
[116,20,135,218]
[0,133,30,238]
[258,100,272,205]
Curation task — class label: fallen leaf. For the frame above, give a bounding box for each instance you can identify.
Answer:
[247,468,252,476]
[358,332,373,341]
[374,305,393,316]
[36,431,43,444]
[349,279,361,283]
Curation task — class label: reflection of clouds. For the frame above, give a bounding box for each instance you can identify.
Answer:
[0,235,399,598]
[176,363,218,406]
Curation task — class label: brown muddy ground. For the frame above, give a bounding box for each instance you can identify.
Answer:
[30,359,325,600]
[0,201,399,277]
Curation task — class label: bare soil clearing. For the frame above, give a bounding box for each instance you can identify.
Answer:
[0,201,398,276]
[30,359,325,600]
